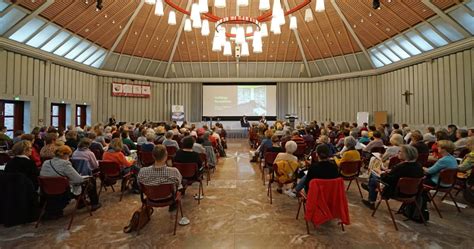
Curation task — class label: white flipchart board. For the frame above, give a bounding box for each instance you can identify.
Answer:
[356,112,369,127]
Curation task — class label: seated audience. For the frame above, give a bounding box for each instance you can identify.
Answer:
[138,144,183,211]
[0,126,12,149]
[163,131,179,149]
[363,131,384,152]
[65,130,78,151]
[252,130,273,161]
[102,138,140,192]
[173,136,203,177]
[20,134,42,167]
[423,127,436,143]
[296,144,339,194]
[71,138,99,170]
[318,135,337,155]
[136,129,148,146]
[359,131,370,145]
[458,137,474,179]
[192,136,206,154]
[429,130,449,161]
[423,140,458,187]
[291,130,306,147]
[447,124,458,142]
[5,141,39,190]
[274,141,299,195]
[40,133,59,159]
[455,129,469,149]
[410,131,429,155]
[40,145,101,219]
[121,131,136,150]
[141,133,156,152]
[334,136,361,167]
[266,135,284,153]
[12,130,24,144]
[362,145,424,209]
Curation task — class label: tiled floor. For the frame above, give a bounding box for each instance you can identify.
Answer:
[1,139,473,248]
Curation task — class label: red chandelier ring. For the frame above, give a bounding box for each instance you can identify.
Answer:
[215,16,261,38]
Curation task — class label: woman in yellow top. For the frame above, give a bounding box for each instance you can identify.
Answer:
[334,136,361,166]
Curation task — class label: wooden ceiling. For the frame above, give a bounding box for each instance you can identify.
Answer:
[15,0,460,63]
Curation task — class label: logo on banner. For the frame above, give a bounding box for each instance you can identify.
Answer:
[172,105,185,125]
[111,82,151,98]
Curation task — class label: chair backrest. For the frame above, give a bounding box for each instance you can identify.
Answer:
[264,152,279,166]
[38,176,70,195]
[339,160,361,177]
[173,162,198,178]
[370,147,385,154]
[438,168,458,187]
[90,148,103,160]
[140,151,155,167]
[140,183,174,202]
[388,156,401,169]
[417,153,429,166]
[294,144,307,157]
[166,146,177,157]
[199,153,207,165]
[99,160,121,177]
[396,177,423,196]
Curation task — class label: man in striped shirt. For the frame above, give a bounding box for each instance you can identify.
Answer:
[138,144,182,211]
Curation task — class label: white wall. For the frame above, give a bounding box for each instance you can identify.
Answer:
[279,48,473,128]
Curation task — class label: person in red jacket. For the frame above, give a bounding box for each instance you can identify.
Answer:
[20,134,41,167]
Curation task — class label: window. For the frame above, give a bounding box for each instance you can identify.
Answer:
[449,7,474,35]
[53,36,80,56]
[41,31,70,52]
[75,46,98,63]
[0,100,24,138]
[64,40,90,60]
[51,103,66,129]
[405,31,434,52]
[431,19,463,42]
[83,49,105,66]
[394,36,422,56]
[0,0,10,12]
[76,105,87,128]
[0,8,27,35]
[26,24,59,48]
[417,24,448,47]
[9,18,45,43]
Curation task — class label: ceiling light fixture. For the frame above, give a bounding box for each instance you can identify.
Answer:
[372,0,381,9]
[147,0,315,57]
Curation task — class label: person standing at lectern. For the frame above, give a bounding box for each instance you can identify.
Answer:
[240,115,250,128]
[260,115,267,124]
[108,114,116,126]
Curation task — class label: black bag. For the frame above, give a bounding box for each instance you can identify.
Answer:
[401,192,429,223]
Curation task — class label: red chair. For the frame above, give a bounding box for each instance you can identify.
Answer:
[139,151,155,167]
[371,177,426,231]
[423,168,460,218]
[166,146,177,166]
[339,160,363,198]
[417,153,429,167]
[98,160,132,201]
[173,162,204,204]
[261,152,279,186]
[139,183,183,235]
[36,176,92,230]
[388,156,401,169]
[293,144,307,160]
[199,153,211,185]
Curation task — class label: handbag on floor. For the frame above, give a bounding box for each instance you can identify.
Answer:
[123,205,154,233]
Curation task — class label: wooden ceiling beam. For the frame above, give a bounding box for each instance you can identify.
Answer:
[164,0,192,78]
[283,0,311,77]
[102,0,145,69]
[331,0,375,69]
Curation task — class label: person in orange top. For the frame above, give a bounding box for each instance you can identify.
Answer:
[103,138,140,193]
[429,130,449,161]
[334,136,361,167]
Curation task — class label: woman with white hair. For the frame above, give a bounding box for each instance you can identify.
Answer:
[368,133,404,175]
[273,141,299,195]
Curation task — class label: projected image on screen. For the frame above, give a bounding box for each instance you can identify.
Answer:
[203,85,276,117]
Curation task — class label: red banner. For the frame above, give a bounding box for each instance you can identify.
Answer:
[112,82,151,98]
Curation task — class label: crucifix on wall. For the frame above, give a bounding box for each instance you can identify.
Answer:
[402,90,413,105]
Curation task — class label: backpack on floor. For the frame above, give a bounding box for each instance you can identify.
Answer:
[401,192,429,223]
[123,205,154,233]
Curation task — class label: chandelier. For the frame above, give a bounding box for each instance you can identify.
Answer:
[145,0,325,57]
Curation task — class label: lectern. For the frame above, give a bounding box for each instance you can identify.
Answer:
[285,114,298,129]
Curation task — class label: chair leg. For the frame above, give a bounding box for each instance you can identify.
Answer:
[346,179,353,191]
[384,200,398,231]
[206,168,210,186]
[448,192,461,213]
[354,178,363,199]
[68,198,81,230]
[413,200,427,226]
[296,201,302,220]
[371,200,382,217]
[340,222,345,232]
[268,181,273,204]
[174,203,179,235]
[305,220,310,234]
[427,192,442,218]
[262,167,266,186]
[35,201,47,228]
[440,192,449,201]
[179,201,184,218]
